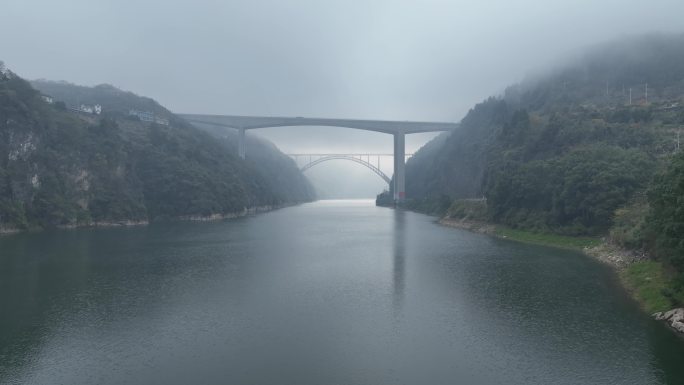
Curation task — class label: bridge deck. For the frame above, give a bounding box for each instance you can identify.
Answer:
[179,113,458,201]
[179,114,458,134]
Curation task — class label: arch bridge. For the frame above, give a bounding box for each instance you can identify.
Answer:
[179,114,458,201]
[288,153,413,185]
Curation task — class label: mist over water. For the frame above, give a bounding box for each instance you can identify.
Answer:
[251,127,434,198]
[303,161,388,199]
[2,1,684,383]
[2,201,683,385]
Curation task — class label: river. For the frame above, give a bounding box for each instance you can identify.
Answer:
[1,200,683,385]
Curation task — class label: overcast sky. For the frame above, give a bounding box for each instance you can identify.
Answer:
[3,0,684,196]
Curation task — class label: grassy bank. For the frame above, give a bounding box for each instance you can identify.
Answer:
[427,196,681,315]
[493,227,600,250]
[492,226,679,313]
[444,199,601,251]
[620,261,684,314]
[439,214,679,315]
[493,227,684,314]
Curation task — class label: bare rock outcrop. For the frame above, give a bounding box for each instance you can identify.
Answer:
[652,308,684,333]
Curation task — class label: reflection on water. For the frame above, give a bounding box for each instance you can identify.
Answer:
[1,200,684,385]
[392,208,406,318]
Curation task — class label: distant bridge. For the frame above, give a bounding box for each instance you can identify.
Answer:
[288,154,413,185]
[179,114,458,201]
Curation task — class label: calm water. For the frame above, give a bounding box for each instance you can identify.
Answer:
[1,200,684,385]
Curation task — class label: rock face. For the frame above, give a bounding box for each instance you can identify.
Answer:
[584,243,647,268]
[652,308,684,333]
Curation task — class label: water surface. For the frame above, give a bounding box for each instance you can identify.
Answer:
[1,200,683,384]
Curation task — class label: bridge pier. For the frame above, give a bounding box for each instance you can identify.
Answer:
[238,128,245,159]
[180,115,457,198]
[393,132,405,202]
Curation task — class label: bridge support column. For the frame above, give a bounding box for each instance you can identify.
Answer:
[238,128,245,159]
[393,132,405,202]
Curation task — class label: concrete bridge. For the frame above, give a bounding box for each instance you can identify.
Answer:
[179,114,458,201]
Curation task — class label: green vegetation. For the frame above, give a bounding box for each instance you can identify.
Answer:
[403,195,452,215]
[485,119,656,235]
[387,33,684,308]
[376,192,452,216]
[446,199,488,222]
[621,261,681,314]
[401,34,684,230]
[493,227,600,250]
[609,196,650,250]
[375,190,393,207]
[648,152,684,278]
[0,68,313,230]
[605,152,684,309]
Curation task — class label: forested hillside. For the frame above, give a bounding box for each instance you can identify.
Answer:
[0,66,313,231]
[392,33,684,302]
[400,33,683,232]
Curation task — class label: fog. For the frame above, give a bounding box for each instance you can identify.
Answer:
[3,0,684,197]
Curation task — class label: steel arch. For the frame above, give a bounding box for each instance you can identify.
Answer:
[299,155,391,185]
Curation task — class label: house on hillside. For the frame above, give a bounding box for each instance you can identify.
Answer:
[69,103,102,115]
[40,95,54,104]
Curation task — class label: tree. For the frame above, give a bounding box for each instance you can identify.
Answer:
[648,152,684,279]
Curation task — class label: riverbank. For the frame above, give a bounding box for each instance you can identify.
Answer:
[439,216,678,317]
[439,217,600,250]
[0,204,295,236]
[0,226,21,235]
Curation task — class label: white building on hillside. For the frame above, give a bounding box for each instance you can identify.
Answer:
[77,104,102,114]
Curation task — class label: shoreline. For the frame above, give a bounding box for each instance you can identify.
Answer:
[438,216,682,333]
[0,203,303,236]
[439,217,639,268]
